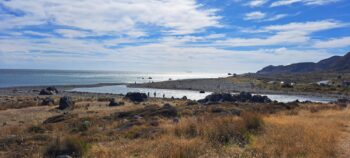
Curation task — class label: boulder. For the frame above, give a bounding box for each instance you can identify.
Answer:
[337,98,349,107]
[124,92,148,102]
[182,96,188,100]
[198,92,272,104]
[41,97,55,106]
[39,87,58,95]
[236,92,252,102]
[46,87,59,93]
[58,96,74,110]
[109,99,125,107]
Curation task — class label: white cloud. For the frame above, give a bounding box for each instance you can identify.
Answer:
[263,14,288,21]
[55,29,91,38]
[23,31,54,37]
[271,0,340,7]
[244,11,288,22]
[313,36,350,48]
[216,20,345,47]
[246,0,268,7]
[0,37,334,72]
[244,11,266,20]
[1,0,221,36]
[264,20,345,32]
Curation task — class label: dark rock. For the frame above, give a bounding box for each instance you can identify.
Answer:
[182,96,188,100]
[124,92,148,102]
[199,90,205,93]
[41,97,55,106]
[58,96,75,110]
[47,87,58,93]
[337,98,349,107]
[112,104,177,120]
[236,92,252,102]
[198,92,272,104]
[108,99,125,107]
[39,89,53,95]
[39,87,58,95]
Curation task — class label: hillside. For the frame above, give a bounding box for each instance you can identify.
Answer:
[257,52,350,74]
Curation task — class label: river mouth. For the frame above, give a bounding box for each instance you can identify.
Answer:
[69,85,337,103]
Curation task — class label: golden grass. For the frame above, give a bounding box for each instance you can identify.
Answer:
[1,95,350,158]
[252,109,350,158]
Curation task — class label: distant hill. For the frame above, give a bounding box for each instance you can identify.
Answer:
[257,52,350,74]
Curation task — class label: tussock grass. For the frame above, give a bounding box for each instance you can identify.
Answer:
[252,110,349,158]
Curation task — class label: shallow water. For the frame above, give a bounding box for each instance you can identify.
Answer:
[70,85,337,103]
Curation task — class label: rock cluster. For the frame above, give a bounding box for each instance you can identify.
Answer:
[124,92,148,102]
[58,96,75,110]
[39,87,58,95]
[198,92,272,104]
[41,97,55,106]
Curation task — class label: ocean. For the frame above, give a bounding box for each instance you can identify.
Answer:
[0,69,337,103]
[0,69,224,88]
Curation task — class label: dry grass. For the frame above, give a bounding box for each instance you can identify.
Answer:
[1,94,350,158]
[252,109,350,158]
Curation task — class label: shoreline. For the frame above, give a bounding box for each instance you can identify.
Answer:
[128,78,349,99]
[0,83,124,97]
[0,79,347,100]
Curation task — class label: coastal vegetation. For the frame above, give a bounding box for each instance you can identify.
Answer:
[0,90,349,158]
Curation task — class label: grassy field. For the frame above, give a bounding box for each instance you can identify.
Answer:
[0,95,349,158]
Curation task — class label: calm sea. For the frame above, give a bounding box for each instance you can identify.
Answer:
[0,69,224,88]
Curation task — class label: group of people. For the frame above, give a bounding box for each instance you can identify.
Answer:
[147,92,165,98]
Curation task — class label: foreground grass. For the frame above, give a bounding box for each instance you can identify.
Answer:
[0,96,349,158]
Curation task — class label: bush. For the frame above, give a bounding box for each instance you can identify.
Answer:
[205,117,245,146]
[156,137,207,158]
[44,136,89,158]
[241,112,264,133]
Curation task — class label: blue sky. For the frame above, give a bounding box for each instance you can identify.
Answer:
[0,0,349,73]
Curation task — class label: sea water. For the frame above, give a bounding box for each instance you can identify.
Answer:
[0,69,224,88]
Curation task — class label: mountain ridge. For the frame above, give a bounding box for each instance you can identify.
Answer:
[257,52,350,74]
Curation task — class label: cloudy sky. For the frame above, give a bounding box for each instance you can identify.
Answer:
[0,0,349,73]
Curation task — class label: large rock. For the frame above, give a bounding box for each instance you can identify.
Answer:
[41,97,55,106]
[124,92,148,102]
[39,87,59,95]
[198,92,272,104]
[58,96,74,110]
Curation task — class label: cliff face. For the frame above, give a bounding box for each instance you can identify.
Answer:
[257,52,350,74]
